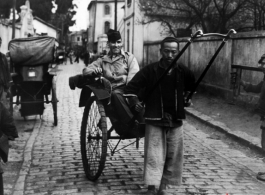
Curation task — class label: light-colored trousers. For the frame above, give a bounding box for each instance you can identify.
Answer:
[144,124,183,186]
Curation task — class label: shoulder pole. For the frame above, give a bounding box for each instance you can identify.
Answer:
[185,29,237,103]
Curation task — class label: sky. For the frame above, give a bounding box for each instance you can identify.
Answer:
[69,0,90,32]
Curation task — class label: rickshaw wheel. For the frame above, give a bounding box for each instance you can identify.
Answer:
[81,96,107,181]
[51,78,58,126]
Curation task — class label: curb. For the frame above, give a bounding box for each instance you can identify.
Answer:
[185,107,265,155]
[12,119,42,195]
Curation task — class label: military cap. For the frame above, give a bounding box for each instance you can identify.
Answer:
[107,29,121,42]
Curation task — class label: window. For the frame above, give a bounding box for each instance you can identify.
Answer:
[77,37,80,41]
[105,5,110,15]
[105,21,110,34]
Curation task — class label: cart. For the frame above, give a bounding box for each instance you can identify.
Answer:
[8,36,59,126]
[78,29,236,181]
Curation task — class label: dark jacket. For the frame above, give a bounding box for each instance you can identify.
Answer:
[124,60,195,120]
[244,76,265,115]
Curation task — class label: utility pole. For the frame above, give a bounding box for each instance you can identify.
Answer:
[12,0,16,39]
[93,0,98,51]
[115,0,117,30]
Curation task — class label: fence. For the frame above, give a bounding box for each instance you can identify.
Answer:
[143,31,265,104]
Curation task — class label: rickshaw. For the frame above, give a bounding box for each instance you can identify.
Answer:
[8,36,59,126]
[73,29,236,181]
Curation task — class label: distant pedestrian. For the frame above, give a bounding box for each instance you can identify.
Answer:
[124,37,196,195]
[68,50,73,64]
[83,50,90,67]
[74,51,80,63]
[240,54,265,181]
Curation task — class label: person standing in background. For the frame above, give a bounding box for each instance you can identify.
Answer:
[69,50,73,64]
[74,50,80,64]
[83,50,90,67]
[240,54,265,181]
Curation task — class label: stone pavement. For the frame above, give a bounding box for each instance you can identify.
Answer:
[3,60,265,195]
[186,93,264,152]
[2,100,37,195]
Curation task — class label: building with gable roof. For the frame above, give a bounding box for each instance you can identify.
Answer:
[87,0,125,53]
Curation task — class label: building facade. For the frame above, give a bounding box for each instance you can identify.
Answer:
[33,16,59,39]
[69,30,85,47]
[87,0,125,53]
[118,0,166,67]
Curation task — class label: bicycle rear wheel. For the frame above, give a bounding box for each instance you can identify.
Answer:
[81,96,107,181]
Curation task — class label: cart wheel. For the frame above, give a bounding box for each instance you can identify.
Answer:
[51,78,58,126]
[81,96,107,181]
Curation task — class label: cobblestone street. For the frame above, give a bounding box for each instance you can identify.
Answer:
[5,61,265,195]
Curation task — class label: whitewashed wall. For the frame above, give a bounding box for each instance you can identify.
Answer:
[0,21,22,54]
[33,19,57,38]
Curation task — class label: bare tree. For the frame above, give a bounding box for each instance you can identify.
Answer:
[244,0,265,31]
[139,0,249,35]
